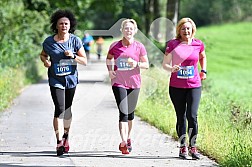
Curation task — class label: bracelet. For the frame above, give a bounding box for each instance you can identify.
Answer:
[201,69,207,74]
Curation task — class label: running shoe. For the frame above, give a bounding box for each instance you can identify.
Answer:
[127,139,132,152]
[188,146,200,160]
[56,141,65,156]
[179,146,188,159]
[119,142,129,154]
[62,138,69,153]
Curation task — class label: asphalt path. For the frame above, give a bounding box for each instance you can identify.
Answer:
[0,56,218,167]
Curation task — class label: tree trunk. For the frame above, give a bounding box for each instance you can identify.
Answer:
[166,0,180,25]
[153,0,160,39]
[143,0,152,35]
[166,0,180,40]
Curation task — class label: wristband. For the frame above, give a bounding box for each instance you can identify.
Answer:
[137,62,140,67]
[201,70,207,74]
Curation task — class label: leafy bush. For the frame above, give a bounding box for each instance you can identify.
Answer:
[0,0,49,111]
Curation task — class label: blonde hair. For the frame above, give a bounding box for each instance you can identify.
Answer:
[176,18,196,39]
[120,19,138,33]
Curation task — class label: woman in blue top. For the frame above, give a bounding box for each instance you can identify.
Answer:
[40,9,87,156]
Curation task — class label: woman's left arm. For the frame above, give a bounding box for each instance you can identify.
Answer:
[138,55,149,69]
[199,50,207,80]
[75,46,87,65]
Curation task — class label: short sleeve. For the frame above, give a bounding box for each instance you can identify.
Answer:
[108,41,119,55]
[200,41,205,53]
[42,36,53,55]
[165,39,177,54]
[74,36,83,51]
[139,42,147,57]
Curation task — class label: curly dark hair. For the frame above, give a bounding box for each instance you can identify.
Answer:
[50,9,77,34]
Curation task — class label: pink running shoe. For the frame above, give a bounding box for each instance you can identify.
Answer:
[188,147,200,160]
[56,141,65,156]
[62,138,69,153]
[179,146,188,159]
[127,139,132,152]
[119,142,129,154]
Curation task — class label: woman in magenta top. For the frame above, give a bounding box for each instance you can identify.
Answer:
[106,19,149,154]
[162,18,207,160]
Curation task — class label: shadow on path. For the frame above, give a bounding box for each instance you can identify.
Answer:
[0,150,173,159]
[0,150,218,167]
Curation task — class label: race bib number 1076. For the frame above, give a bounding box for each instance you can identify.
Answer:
[54,63,72,76]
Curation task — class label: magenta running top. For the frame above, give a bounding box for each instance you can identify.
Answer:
[165,38,205,88]
[108,40,147,89]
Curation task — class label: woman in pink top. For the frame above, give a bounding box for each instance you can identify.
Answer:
[162,18,207,160]
[106,19,149,154]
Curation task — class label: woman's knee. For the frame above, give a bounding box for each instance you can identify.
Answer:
[119,114,128,122]
[128,112,134,121]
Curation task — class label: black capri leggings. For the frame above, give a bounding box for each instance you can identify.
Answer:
[50,86,76,119]
[169,86,201,147]
[112,86,140,122]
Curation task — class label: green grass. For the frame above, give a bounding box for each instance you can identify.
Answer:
[0,68,24,111]
[0,61,44,112]
[197,22,252,103]
[137,22,252,166]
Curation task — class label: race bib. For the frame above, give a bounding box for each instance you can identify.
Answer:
[177,66,194,79]
[116,58,133,71]
[54,63,72,76]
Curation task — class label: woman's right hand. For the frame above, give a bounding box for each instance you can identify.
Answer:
[171,65,180,73]
[109,70,116,79]
[43,60,51,68]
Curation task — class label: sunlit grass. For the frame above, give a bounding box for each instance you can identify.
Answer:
[0,68,24,111]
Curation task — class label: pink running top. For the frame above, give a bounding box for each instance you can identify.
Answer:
[165,38,205,88]
[108,40,147,89]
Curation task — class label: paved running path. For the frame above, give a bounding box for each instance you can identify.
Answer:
[0,56,218,167]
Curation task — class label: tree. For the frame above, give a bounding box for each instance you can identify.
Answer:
[166,0,180,43]
[152,0,161,39]
[166,0,180,26]
[143,0,152,35]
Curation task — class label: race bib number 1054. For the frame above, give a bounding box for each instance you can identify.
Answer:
[177,66,194,79]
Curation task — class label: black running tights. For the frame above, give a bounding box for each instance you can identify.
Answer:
[112,86,140,122]
[50,86,76,119]
[169,86,201,147]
